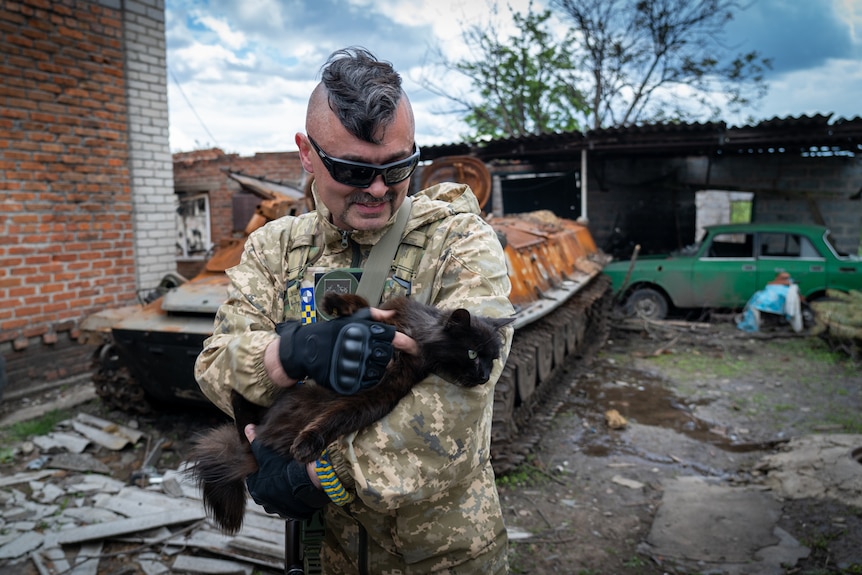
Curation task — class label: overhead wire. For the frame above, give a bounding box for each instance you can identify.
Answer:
[169,67,220,148]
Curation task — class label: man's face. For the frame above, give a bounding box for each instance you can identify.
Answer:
[298,100,416,232]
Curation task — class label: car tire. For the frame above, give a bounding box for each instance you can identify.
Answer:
[625,288,669,320]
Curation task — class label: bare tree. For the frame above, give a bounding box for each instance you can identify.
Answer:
[551,0,772,128]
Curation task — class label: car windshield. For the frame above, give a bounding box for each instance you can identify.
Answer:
[825,231,861,259]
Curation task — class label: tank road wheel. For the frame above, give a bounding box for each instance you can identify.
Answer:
[514,348,537,403]
[551,328,567,367]
[535,333,554,382]
[625,288,669,320]
[492,363,516,444]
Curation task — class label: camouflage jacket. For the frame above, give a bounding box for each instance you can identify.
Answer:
[194,182,514,573]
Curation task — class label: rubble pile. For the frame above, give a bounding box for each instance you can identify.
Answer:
[0,413,286,575]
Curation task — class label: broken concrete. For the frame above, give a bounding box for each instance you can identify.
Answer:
[642,476,807,575]
[0,413,290,575]
[756,433,862,508]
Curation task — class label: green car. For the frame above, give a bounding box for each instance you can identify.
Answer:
[603,222,862,320]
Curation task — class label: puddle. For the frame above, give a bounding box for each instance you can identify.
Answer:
[565,361,773,457]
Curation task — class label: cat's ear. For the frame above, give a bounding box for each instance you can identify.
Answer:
[446,308,472,330]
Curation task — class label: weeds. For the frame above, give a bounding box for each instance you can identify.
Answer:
[495,459,557,489]
[4,409,69,439]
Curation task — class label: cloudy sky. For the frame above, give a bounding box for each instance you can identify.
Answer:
[165,0,862,155]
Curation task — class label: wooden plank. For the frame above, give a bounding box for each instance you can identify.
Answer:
[56,508,205,545]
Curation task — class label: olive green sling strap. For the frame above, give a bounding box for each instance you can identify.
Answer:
[295,196,414,575]
[354,195,413,305]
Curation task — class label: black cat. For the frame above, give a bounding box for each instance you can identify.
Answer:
[187,292,513,534]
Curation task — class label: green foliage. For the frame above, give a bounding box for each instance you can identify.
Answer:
[622,554,648,568]
[426,0,772,136]
[0,447,15,464]
[730,199,752,223]
[495,461,551,488]
[423,3,589,140]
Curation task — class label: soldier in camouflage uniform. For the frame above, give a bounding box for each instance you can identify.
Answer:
[194,47,514,574]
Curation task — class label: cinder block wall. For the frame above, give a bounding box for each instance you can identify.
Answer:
[585,153,862,257]
[0,0,174,396]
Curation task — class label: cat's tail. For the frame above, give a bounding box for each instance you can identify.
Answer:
[186,424,258,535]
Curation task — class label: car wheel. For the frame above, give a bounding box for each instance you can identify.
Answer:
[625,288,669,320]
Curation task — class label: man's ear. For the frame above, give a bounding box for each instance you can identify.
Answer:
[296,133,315,174]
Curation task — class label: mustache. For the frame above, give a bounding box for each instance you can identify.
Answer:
[346,191,396,205]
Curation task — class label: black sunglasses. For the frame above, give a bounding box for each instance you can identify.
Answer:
[307,136,420,188]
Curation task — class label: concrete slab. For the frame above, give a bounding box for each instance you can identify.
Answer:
[757,433,862,508]
[643,476,807,575]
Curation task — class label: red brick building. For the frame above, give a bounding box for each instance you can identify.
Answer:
[1,0,175,397]
[172,148,304,278]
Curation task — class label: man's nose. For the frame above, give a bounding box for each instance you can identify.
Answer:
[365,174,389,197]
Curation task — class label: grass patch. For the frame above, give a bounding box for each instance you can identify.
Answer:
[813,412,862,434]
[645,336,855,385]
[496,461,554,489]
[1,409,69,442]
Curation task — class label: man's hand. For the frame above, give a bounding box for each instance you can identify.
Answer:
[243,424,328,520]
[263,307,418,389]
[276,308,396,394]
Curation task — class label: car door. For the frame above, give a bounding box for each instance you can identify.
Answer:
[689,231,758,308]
[755,232,824,297]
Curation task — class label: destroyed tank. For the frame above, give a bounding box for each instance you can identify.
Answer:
[83,158,611,475]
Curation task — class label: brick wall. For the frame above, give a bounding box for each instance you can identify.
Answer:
[0,0,174,396]
[173,148,303,277]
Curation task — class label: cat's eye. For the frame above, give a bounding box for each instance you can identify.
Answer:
[468,350,478,360]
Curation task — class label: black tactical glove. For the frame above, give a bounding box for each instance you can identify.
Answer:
[246,440,329,520]
[276,308,395,394]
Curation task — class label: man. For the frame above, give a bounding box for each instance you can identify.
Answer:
[194,47,514,573]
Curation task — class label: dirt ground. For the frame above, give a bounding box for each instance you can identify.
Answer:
[1,315,861,574]
[498,315,862,575]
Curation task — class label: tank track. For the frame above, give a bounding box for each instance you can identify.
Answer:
[491,274,612,475]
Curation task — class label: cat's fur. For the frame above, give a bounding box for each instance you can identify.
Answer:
[187,293,513,534]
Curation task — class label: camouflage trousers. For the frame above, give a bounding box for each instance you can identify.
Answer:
[319,502,509,574]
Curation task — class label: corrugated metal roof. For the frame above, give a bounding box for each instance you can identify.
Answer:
[420,114,862,161]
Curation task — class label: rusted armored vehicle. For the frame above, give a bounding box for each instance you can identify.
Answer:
[84,158,611,474]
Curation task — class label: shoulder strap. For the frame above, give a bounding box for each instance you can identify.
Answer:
[355,196,413,305]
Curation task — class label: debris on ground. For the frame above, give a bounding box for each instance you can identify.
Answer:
[811,289,862,359]
[604,408,628,429]
[0,413,286,575]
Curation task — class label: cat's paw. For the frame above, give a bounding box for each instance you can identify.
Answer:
[291,430,327,463]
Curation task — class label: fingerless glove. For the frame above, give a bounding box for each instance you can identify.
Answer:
[245,440,329,521]
[276,308,395,394]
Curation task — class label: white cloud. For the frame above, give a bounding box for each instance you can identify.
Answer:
[166,0,862,155]
[755,57,862,121]
[195,14,247,50]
